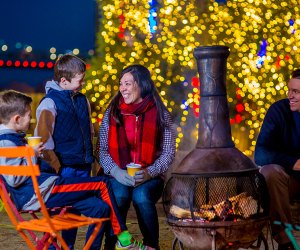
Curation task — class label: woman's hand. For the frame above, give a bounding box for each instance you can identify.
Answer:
[110,166,135,186]
[134,169,151,185]
[33,142,45,158]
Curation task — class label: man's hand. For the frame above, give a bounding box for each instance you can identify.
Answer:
[293,159,300,171]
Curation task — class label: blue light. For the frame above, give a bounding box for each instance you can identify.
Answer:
[256,39,267,68]
[289,19,295,34]
[215,0,226,4]
[181,100,189,110]
[148,0,157,36]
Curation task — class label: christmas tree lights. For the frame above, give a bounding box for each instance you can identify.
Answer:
[83,0,300,156]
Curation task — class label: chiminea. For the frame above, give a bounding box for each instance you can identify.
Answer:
[163,46,269,250]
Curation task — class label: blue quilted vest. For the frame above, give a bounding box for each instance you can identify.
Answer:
[0,133,55,210]
[44,89,94,166]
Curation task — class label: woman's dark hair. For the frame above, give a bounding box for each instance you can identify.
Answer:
[108,64,170,129]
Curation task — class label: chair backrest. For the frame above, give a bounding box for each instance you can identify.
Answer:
[0,146,57,235]
[0,146,40,176]
[0,177,23,227]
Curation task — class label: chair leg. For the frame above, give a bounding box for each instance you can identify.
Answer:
[83,222,102,250]
[18,229,37,250]
[55,233,70,250]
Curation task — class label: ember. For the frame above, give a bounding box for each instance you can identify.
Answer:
[169,192,260,222]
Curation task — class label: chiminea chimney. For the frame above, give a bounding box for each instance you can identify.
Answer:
[174,45,257,174]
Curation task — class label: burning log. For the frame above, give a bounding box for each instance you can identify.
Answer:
[169,192,258,221]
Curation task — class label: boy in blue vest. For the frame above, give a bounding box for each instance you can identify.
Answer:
[0,90,145,250]
[34,54,95,248]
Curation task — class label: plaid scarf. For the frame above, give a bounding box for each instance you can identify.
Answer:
[108,96,158,169]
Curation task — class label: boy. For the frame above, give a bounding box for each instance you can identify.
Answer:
[0,90,145,250]
[35,54,93,176]
[34,54,94,247]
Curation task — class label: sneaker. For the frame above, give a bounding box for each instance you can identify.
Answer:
[115,238,145,250]
[144,247,156,250]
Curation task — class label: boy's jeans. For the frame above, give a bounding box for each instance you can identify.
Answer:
[46,175,126,250]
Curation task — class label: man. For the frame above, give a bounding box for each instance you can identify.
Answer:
[255,68,300,250]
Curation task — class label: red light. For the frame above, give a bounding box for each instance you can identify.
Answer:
[235,103,244,113]
[86,63,91,70]
[46,62,53,68]
[6,60,13,67]
[191,77,199,87]
[38,62,45,68]
[235,114,243,123]
[0,60,4,67]
[31,61,37,68]
[23,61,29,67]
[15,61,21,67]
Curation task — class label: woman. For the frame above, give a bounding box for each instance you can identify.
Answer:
[99,64,176,250]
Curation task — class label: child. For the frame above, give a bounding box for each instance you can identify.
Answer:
[34,54,94,248]
[35,54,93,176]
[0,90,145,250]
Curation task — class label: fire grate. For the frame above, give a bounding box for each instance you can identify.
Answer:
[163,169,268,223]
[162,169,269,249]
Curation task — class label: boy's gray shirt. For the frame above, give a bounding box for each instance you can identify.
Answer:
[0,125,59,210]
[34,80,94,150]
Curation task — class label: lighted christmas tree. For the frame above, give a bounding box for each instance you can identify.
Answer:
[83,0,300,156]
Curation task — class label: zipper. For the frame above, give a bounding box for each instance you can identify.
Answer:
[134,115,139,163]
[71,93,87,163]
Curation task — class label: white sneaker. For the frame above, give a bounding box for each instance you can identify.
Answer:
[115,238,145,250]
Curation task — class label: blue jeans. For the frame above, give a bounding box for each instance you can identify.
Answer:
[46,176,127,250]
[106,176,164,249]
[50,164,92,250]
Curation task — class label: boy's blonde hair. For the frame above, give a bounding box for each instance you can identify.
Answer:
[0,90,32,124]
[54,54,86,82]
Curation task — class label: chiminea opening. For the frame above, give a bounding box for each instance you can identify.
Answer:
[162,46,269,250]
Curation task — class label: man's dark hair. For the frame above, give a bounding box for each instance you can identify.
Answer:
[292,68,300,79]
[0,90,32,124]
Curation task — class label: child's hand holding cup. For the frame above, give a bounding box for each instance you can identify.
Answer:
[27,136,44,157]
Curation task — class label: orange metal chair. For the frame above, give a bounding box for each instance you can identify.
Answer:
[0,146,109,250]
[0,177,73,249]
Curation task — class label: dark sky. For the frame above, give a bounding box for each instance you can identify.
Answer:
[0,0,97,89]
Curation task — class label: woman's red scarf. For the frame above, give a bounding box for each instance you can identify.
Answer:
[108,96,158,169]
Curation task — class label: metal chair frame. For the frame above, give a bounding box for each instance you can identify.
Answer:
[0,146,109,250]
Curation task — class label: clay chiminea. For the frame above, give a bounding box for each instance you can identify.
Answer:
[174,45,257,174]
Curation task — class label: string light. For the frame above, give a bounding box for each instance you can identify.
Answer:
[82,0,300,156]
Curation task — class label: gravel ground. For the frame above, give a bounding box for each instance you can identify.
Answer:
[0,202,174,250]
[1,201,292,250]
[2,202,300,250]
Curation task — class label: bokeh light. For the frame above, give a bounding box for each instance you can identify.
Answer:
[81,0,300,156]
